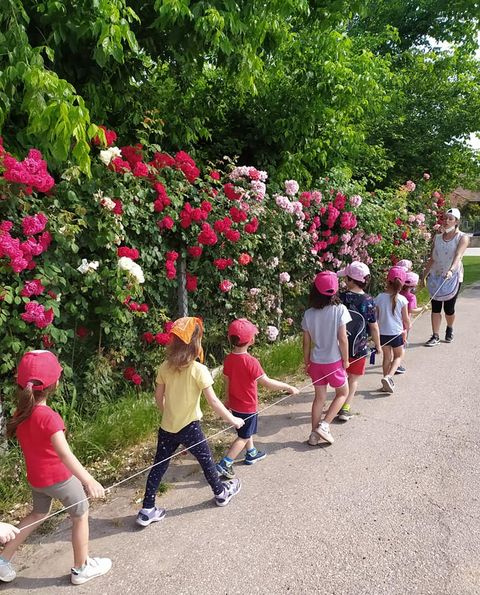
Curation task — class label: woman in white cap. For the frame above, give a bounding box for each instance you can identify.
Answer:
[423,208,469,345]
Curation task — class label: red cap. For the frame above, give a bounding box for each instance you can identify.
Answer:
[387,266,407,284]
[314,271,338,296]
[17,350,63,390]
[228,318,259,343]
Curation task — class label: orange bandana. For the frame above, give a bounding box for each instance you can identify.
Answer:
[170,317,204,362]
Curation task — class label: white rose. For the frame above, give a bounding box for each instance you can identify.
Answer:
[118,256,134,272]
[77,259,90,274]
[99,146,122,166]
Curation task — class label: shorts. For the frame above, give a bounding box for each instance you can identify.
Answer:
[380,334,404,349]
[346,355,367,376]
[231,410,258,439]
[31,476,89,517]
[308,359,347,388]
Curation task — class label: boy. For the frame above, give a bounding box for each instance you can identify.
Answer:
[216,318,299,479]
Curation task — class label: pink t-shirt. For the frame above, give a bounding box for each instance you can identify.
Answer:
[16,405,72,488]
[223,352,265,414]
[400,290,417,313]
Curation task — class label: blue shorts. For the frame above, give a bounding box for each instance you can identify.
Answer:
[380,334,404,349]
[232,410,258,439]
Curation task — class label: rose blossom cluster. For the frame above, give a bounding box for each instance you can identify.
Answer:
[118,256,145,283]
[0,216,51,273]
[1,142,55,194]
[21,301,54,329]
[228,166,267,201]
[124,296,149,313]
[123,367,142,385]
[141,321,174,347]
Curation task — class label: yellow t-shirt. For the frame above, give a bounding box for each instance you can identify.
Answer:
[156,360,214,433]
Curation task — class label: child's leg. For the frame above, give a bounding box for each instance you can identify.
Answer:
[71,512,89,568]
[226,437,249,460]
[142,428,180,508]
[311,384,327,430]
[183,422,225,495]
[387,345,404,376]
[344,373,360,408]
[381,345,393,376]
[323,382,348,424]
[0,511,48,561]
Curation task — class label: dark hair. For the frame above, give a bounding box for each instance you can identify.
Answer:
[347,275,370,291]
[229,335,249,348]
[386,278,403,314]
[7,382,57,438]
[309,283,341,309]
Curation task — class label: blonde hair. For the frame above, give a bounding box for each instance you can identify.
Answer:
[166,323,203,370]
[6,382,57,438]
[387,278,403,315]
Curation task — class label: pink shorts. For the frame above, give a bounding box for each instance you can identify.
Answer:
[308,359,347,388]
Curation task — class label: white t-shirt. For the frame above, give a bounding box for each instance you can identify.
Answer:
[302,304,351,364]
[375,292,408,335]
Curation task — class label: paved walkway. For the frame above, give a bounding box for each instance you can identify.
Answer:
[4,285,480,594]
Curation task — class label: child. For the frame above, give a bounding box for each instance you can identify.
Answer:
[216,318,299,479]
[0,524,19,545]
[396,271,424,375]
[375,267,411,393]
[136,317,244,527]
[337,262,382,421]
[396,259,413,271]
[0,350,111,585]
[302,271,351,445]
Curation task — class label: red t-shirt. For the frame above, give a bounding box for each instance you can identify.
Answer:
[223,352,265,414]
[16,405,72,488]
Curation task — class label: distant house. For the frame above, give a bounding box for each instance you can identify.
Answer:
[448,188,480,208]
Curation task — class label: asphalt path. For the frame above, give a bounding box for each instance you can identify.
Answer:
[3,284,480,595]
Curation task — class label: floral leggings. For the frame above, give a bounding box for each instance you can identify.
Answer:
[143,420,224,508]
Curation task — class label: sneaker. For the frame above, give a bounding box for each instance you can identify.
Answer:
[315,421,334,444]
[381,376,394,394]
[445,327,454,343]
[0,558,16,583]
[216,459,236,479]
[425,334,440,347]
[70,556,112,585]
[244,450,267,465]
[215,479,241,507]
[395,365,406,375]
[307,431,321,446]
[136,506,166,527]
[338,407,353,421]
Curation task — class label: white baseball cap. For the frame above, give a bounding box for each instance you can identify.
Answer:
[446,208,461,220]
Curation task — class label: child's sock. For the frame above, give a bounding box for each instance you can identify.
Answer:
[341,403,350,412]
[246,447,257,457]
[222,456,234,466]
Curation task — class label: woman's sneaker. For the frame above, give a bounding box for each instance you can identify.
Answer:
[381,376,395,394]
[244,450,266,465]
[425,334,440,347]
[0,558,16,583]
[70,557,112,585]
[215,479,241,507]
[315,421,334,444]
[136,506,166,527]
[216,459,236,479]
[445,327,454,343]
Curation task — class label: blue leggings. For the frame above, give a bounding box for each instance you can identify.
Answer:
[143,421,224,508]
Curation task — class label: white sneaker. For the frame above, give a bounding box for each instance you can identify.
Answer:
[71,556,112,585]
[381,376,394,394]
[0,558,16,583]
[315,421,334,444]
[308,431,321,446]
[136,506,166,527]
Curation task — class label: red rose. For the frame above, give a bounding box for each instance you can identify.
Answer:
[124,367,136,381]
[142,332,154,344]
[113,199,123,215]
[187,246,203,258]
[244,217,259,233]
[224,228,240,242]
[186,272,198,292]
[219,280,234,292]
[163,321,174,333]
[238,253,252,265]
[157,216,175,230]
[76,326,90,338]
[131,373,142,385]
[117,247,140,260]
[155,332,171,346]
[139,304,149,313]
[210,171,221,180]
[166,251,179,261]
[133,162,149,177]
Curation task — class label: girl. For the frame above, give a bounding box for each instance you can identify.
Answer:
[0,350,111,585]
[337,262,381,421]
[136,317,244,527]
[396,271,423,375]
[302,271,351,445]
[375,267,411,393]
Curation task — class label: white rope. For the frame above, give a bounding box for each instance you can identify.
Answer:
[17,277,448,532]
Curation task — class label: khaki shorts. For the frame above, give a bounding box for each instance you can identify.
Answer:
[31,476,89,517]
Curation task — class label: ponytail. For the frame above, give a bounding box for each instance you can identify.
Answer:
[6,382,56,438]
[387,279,403,315]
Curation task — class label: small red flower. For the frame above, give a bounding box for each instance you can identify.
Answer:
[142,332,154,344]
[124,367,136,381]
[210,170,221,180]
[238,253,252,266]
[131,373,142,385]
[155,332,171,345]
[76,326,90,338]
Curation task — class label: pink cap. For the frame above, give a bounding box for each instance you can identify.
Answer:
[396,259,413,271]
[404,271,419,287]
[228,318,259,343]
[314,271,338,295]
[387,266,407,284]
[337,261,370,283]
[17,350,63,390]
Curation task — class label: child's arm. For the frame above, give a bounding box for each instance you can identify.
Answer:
[401,304,411,332]
[223,375,230,403]
[303,331,311,372]
[257,375,299,394]
[155,383,165,412]
[51,432,105,498]
[410,306,426,315]
[337,324,349,369]
[203,386,245,429]
[368,321,382,353]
